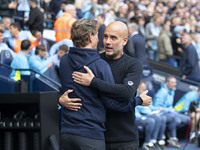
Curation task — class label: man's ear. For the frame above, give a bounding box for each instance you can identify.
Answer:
[89,34,93,43]
[123,37,128,46]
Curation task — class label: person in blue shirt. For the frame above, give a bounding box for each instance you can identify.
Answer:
[0,29,15,58]
[10,40,31,79]
[136,81,179,150]
[174,86,200,142]
[154,76,190,127]
[49,39,73,56]
[2,17,12,38]
[29,44,56,73]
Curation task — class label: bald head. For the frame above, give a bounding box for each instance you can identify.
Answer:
[65,4,77,17]
[106,21,128,39]
[103,21,128,60]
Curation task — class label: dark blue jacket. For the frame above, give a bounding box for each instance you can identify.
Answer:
[59,47,135,140]
[131,34,148,65]
[179,44,200,77]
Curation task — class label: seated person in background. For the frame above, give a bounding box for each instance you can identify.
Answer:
[49,39,73,56]
[53,44,68,67]
[29,45,56,74]
[10,40,31,79]
[3,17,12,38]
[4,22,32,53]
[0,29,16,58]
[30,30,50,52]
[153,76,190,129]
[174,86,200,142]
[136,81,179,150]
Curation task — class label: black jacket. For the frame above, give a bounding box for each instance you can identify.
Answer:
[26,7,44,32]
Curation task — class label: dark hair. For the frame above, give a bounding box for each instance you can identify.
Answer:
[0,29,4,34]
[71,19,98,48]
[31,30,41,36]
[35,45,46,55]
[0,20,3,25]
[59,45,68,52]
[97,14,105,20]
[21,40,31,51]
[10,22,20,31]
[29,0,37,4]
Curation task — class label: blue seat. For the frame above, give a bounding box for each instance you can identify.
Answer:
[0,50,13,66]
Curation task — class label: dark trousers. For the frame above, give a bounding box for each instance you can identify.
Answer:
[60,133,105,150]
[106,140,139,150]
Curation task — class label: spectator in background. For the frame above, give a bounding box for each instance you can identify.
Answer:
[174,86,200,142]
[0,29,15,58]
[171,25,185,64]
[54,4,77,42]
[53,44,68,67]
[3,17,11,38]
[29,45,55,73]
[56,0,68,19]
[170,16,181,34]
[157,24,173,65]
[30,30,50,52]
[10,40,31,79]
[128,22,148,66]
[5,22,32,53]
[49,39,73,56]
[191,33,200,67]
[82,0,102,19]
[74,0,83,19]
[16,0,30,29]
[145,13,162,61]
[47,0,63,17]
[26,0,44,33]
[138,16,146,38]
[97,14,106,52]
[196,22,200,41]
[153,76,190,129]
[0,21,5,33]
[0,0,17,18]
[116,4,128,25]
[179,33,200,82]
[53,44,68,77]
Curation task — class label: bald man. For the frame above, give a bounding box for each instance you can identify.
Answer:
[60,21,146,150]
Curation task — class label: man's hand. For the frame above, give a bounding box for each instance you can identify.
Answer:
[59,89,82,111]
[182,75,186,79]
[72,66,95,86]
[140,90,152,106]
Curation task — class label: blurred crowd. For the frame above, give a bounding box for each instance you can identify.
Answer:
[1,0,200,82]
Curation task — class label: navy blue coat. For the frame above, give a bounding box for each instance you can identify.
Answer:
[131,34,147,65]
[179,44,200,77]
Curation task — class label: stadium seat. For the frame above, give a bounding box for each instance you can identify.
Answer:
[0,50,14,66]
